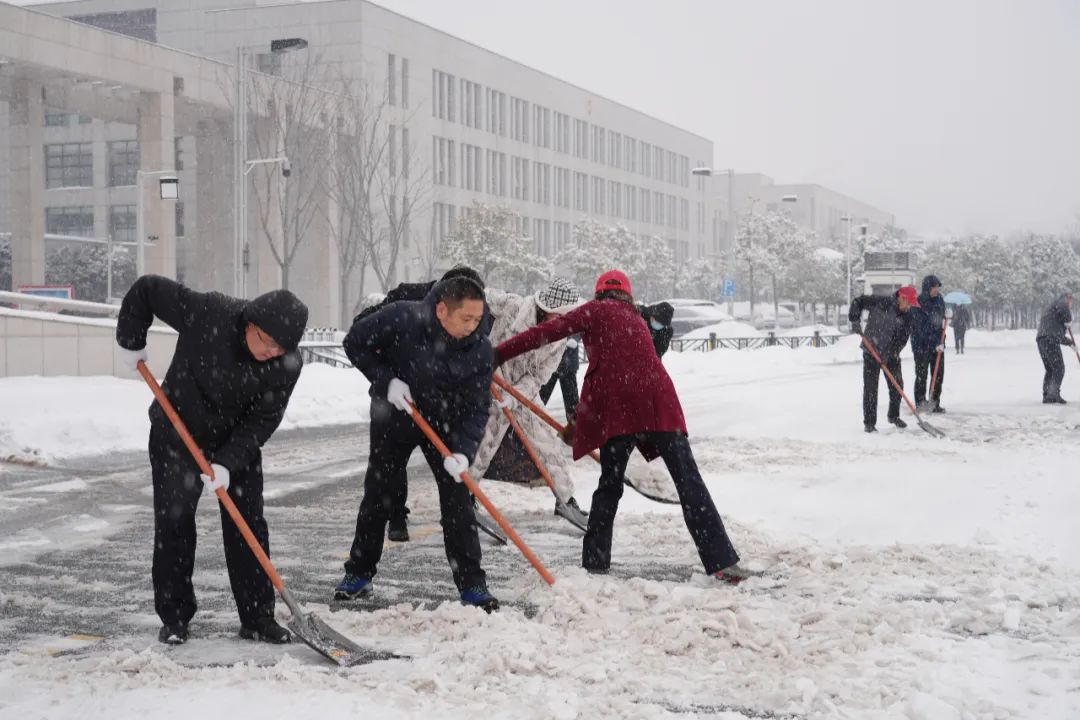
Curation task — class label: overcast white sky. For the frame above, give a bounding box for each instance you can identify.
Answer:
[16,0,1080,236]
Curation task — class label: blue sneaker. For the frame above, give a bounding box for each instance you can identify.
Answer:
[333,574,372,600]
[460,584,500,613]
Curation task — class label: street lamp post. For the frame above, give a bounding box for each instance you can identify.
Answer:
[840,215,868,314]
[135,171,179,278]
[234,37,308,298]
[691,167,736,312]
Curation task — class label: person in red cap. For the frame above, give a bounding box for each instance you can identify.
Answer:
[494,269,754,584]
[849,285,918,432]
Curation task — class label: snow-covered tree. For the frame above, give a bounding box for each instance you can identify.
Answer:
[444,202,550,292]
[43,244,136,301]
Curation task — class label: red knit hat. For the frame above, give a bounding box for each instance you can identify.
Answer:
[595,270,633,296]
[897,285,921,308]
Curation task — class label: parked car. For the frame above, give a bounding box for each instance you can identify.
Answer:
[661,298,734,337]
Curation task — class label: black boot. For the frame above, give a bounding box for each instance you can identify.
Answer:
[387,508,410,542]
[239,617,291,644]
[931,404,946,414]
[889,417,908,429]
[158,623,189,645]
[864,423,877,433]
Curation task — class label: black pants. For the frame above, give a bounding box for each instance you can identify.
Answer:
[148,425,273,628]
[1038,337,1066,400]
[584,432,739,574]
[345,401,485,590]
[954,329,966,354]
[863,354,903,427]
[913,352,944,405]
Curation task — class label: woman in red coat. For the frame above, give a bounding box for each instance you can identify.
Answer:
[495,270,753,583]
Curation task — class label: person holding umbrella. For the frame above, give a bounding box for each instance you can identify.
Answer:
[944,291,973,354]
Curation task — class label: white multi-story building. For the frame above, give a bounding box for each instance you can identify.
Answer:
[3,0,717,325]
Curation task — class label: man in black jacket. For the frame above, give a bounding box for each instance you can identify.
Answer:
[849,286,918,432]
[334,276,499,611]
[115,275,308,646]
[355,265,488,542]
[1036,293,1074,404]
[911,275,947,412]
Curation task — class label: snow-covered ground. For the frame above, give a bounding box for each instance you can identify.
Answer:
[2,329,1079,719]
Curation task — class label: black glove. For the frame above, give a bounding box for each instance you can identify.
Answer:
[850,321,862,336]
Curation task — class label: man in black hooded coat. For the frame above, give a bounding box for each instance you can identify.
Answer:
[115,275,309,646]
[911,275,947,412]
[1036,292,1074,404]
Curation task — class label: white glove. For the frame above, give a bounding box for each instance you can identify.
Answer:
[443,453,469,482]
[495,395,512,410]
[936,345,945,353]
[118,346,148,371]
[201,463,230,494]
[386,377,414,413]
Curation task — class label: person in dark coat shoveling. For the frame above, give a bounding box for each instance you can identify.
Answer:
[1036,292,1074,404]
[911,275,947,413]
[115,275,308,646]
[494,270,755,584]
[849,286,917,433]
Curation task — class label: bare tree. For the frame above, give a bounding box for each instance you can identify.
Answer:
[246,52,336,290]
[323,74,431,326]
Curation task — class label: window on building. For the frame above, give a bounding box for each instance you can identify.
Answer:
[667,151,677,186]
[573,171,588,212]
[108,204,136,243]
[388,54,397,106]
[45,112,92,127]
[555,221,571,252]
[108,140,139,187]
[388,125,398,178]
[486,88,506,136]
[609,180,621,218]
[654,193,664,226]
[654,146,664,181]
[401,58,410,108]
[609,131,622,169]
[680,156,690,187]
[532,162,550,205]
[45,143,93,189]
[533,105,550,148]
[461,143,482,192]
[432,70,456,121]
[533,218,551,257]
[175,202,185,239]
[461,79,483,129]
[573,119,588,159]
[625,137,637,174]
[625,185,636,222]
[591,176,606,215]
[432,136,455,186]
[591,126,605,164]
[681,198,690,230]
[511,97,530,142]
[431,202,456,248]
[641,188,651,224]
[668,195,678,228]
[512,157,530,200]
[554,112,570,153]
[401,127,410,178]
[554,167,570,209]
[641,142,652,178]
[174,137,185,171]
[486,150,506,197]
[45,206,94,238]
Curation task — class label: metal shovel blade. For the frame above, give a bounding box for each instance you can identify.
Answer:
[287,610,405,667]
[916,418,947,439]
[916,400,936,414]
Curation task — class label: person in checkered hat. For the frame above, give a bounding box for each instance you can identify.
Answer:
[476,277,589,530]
[495,270,756,585]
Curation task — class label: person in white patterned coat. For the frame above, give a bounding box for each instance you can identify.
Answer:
[475,278,589,528]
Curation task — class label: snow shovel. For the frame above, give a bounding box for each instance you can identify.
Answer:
[492,374,681,505]
[491,383,587,533]
[405,399,556,586]
[918,312,950,413]
[859,336,946,438]
[135,361,399,667]
[1068,328,1080,367]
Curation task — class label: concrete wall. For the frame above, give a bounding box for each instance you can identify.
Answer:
[0,308,177,378]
